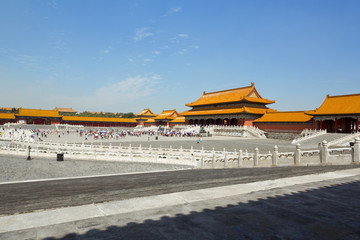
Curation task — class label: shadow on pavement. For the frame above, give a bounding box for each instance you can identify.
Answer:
[42,179,360,240]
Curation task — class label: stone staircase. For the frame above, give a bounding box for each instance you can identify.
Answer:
[296,133,349,149]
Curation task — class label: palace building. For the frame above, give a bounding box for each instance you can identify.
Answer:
[0,108,137,127]
[16,108,62,125]
[135,108,157,126]
[253,111,313,132]
[61,116,137,127]
[53,107,77,114]
[181,83,276,126]
[305,94,360,133]
[153,110,181,127]
[0,113,16,125]
[1,85,359,134]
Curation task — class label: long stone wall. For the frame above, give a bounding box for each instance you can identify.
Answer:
[2,138,359,169]
[265,131,301,140]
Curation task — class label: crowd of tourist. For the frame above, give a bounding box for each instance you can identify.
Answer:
[0,125,211,143]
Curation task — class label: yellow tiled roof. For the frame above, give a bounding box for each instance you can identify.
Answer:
[153,110,180,120]
[170,116,186,123]
[0,107,13,111]
[62,116,137,123]
[135,108,157,117]
[186,83,275,107]
[145,118,155,123]
[254,111,313,123]
[16,108,61,118]
[306,94,360,115]
[181,107,274,116]
[0,113,15,119]
[54,107,77,113]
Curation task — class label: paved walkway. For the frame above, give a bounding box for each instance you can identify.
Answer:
[1,167,360,239]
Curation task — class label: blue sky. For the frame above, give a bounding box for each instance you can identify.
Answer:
[1,0,359,114]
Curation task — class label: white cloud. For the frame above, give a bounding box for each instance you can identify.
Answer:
[100,46,112,55]
[101,49,110,54]
[18,55,39,67]
[48,0,58,9]
[144,58,152,62]
[134,28,153,42]
[151,74,161,80]
[178,34,188,38]
[165,7,182,16]
[178,49,188,55]
[92,75,160,105]
[153,51,160,55]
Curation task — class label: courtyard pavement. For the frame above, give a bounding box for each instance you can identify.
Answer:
[0,166,359,240]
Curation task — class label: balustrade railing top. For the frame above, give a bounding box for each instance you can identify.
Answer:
[3,137,358,169]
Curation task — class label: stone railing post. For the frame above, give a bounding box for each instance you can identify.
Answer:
[352,138,360,164]
[129,144,133,160]
[238,149,243,167]
[254,148,259,166]
[320,140,328,165]
[212,148,216,168]
[200,147,204,168]
[223,148,228,167]
[272,145,278,167]
[294,143,301,165]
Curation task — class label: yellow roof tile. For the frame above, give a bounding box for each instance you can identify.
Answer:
[145,118,155,123]
[306,94,360,115]
[153,110,180,120]
[54,107,77,113]
[16,108,61,118]
[181,107,272,116]
[186,83,275,107]
[135,108,157,117]
[0,107,13,111]
[254,111,312,123]
[0,113,16,119]
[170,116,186,123]
[62,116,137,123]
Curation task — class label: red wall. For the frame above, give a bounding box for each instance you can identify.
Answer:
[254,122,313,132]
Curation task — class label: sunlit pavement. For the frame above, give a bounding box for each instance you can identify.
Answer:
[1,166,359,240]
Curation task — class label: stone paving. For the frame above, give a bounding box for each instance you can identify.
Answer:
[2,132,359,239]
[1,168,359,240]
[45,132,298,153]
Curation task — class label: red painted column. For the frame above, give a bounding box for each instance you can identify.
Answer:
[313,119,316,130]
[320,120,323,130]
[335,118,338,133]
[357,117,359,132]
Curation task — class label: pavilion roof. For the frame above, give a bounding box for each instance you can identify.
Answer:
[145,118,155,123]
[54,107,77,113]
[181,107,276,116]
[16,108,61,118]
[305,94,360,116]
[254,111,312,123]
[186,83,275,107]
[170,116,186,123]
[62,116,137,123]
[0,113,15,119]
[0,107,13,111]
[153,110,180,120]
[135,108,157,117]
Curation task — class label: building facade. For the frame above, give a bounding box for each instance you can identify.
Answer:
[306,94,360,133]
[181,83,275,126]
[135,109,157,126]
[153,110,181,127]
[253,111,313,133]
